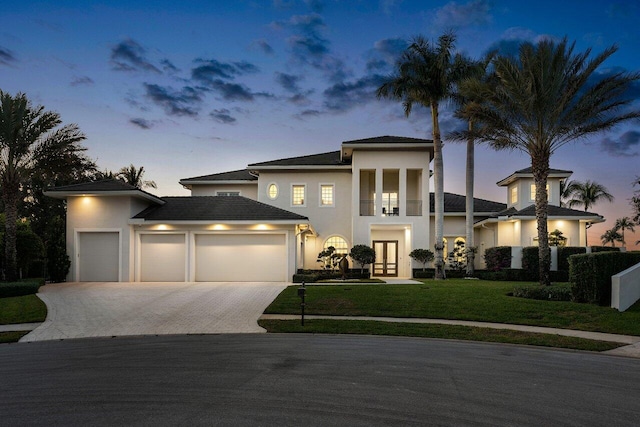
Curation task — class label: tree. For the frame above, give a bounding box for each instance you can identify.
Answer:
[601,228,623,247]
[348,244,375,274]
[0,91,86,281]
[567,180,615,246]
[377,32,474,279]
[408,248,434,271]
[632,177,640,225]
[548,229,567,247]
[117,164,157,189]
[559,179,579,207]
[614,217,635,248]
[458,38,640,286]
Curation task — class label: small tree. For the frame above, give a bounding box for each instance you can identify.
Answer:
[548,229,567,247]
[409,248,434,271]
[317,246,340,271]
[447,240,466,272]
[601,228,623,247]
[349,244,376,274]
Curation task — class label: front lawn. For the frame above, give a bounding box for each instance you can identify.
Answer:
[0,294,47,325]
[265,279,640,336]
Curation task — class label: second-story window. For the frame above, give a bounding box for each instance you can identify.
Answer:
[292,185,305,206]
[511,186,518,204]
[530,184,549,201]
[320,184,334,206]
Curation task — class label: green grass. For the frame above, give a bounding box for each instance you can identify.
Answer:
[259,319,623,352]
[0,331,30,344]
[265,279,640,336]
[0,294,47,325]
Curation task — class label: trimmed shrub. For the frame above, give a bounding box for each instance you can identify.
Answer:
[0,279,45,298]
[570,252,640,305]
[522,246,549,281]
[512,283,572,301]
[590,246,620,253]
[293,273,320,283]
[484,246,511,271]
[557,247,586,272]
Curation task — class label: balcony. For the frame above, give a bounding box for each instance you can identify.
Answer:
[360,200,374,216]
[406,200,422,216]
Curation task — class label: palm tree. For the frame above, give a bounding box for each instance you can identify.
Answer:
[614,217,635,248]
[377,32,474,279]
[117,164,157,189]
[601,228,623,247]
[0,91,86,280]
[567,180,615,246]
[559,179,579,207]
[458,38,640,286]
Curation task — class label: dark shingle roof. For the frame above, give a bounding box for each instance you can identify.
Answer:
[248,151,345,167]
[45,179,164,204]
[513,167,573,175]
[504,204,602,218]
[497,167,573,186]
[133,196,308,222]
[429,192,507,213]
[180,169,257,183]
[343,135,433,144]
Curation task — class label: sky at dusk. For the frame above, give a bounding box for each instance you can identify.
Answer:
[1,0,639,248]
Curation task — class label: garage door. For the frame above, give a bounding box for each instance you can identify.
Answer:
[78,232,119,282]
[140,234,186,282]
[195,234,287,282]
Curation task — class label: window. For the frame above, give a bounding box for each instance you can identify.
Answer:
[324,236,348,255]
[320,184,334,206]
[267,183,278,200]
[511,187,518,204]
[292,185,305,206]
[530,184,550,201]
[216,191,240,196]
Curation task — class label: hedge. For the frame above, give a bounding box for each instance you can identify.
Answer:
[484,246,511,271]
[512,283,572,301]
[590,246,620,253]
[0,279,45,298]
[569,252,640,305]
[293,270,370,283]
[557,247,586,272]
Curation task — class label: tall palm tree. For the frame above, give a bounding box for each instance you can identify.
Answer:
[567,180,614,246]
[601,228,623,247]
[614,217,635,248]
[117,164,157,189]
[377,32,474,279]
[458,38,640,286]
[0,91,86,281]
[559,179,579,207]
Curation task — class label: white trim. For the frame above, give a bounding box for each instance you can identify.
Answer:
[75,228,122,282]
[319,183,335,207]
[135,231,189,282]
[267,182,279,200]
[291,183,306,207]
[216,191,241,196]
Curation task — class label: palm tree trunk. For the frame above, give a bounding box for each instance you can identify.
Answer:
[2,177,19,281]
[465,121,475,277]
[432,102,445,280]
[532,154,551,286]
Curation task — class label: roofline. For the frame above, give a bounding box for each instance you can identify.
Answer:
[497,171,573,186]
[179,180,258,186]
[430,212,505,217]
[248,165,352,171]
[129,219,309,225]
[44,189,165,205]
[341,142,433,149]
[474,215,605,227]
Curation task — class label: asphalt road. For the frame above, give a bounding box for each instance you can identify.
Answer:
[1,334,639,426]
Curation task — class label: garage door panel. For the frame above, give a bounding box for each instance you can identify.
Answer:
[140,234,186,282]
[78,232,119,282]
[195,234,286,282]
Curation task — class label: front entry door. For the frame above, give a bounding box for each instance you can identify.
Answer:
[373,240,398,277]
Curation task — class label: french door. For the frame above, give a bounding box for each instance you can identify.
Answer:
[373,240,398,277]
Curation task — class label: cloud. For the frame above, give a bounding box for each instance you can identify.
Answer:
[110,38,161,73]
[161,59,179,73]
[251,39,275,55]
[191,58,259,84]
[205,79,274,102]
[275,72,302,92]
[130,118,153,129]
[70,76,95,86]
[380,0,402,14]
[0,46,17,66]
[323,74,386,112]
[434,0,493,29]
[143,83,202,116]
[601,130,640,157]
[366,37,408,71]
[304,0,324,13]
[210,108,237,124]
[295,109,323,119]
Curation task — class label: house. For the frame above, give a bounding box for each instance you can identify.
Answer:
[45,136,604,282]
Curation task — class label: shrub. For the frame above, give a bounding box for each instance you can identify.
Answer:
[521,246,548,281]
[349,244,375,273]
[0,279,45,298]
[484,246,511,271]
[590,246,620,253]
[512,283,572,301]
[557,247,586,272]
[570,252,640,305]
[293,273,320,283]
[409,249,434,271]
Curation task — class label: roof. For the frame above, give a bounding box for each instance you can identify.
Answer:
[501,204,603,218]
[429,192,507,214]
[180,169,257,184]
[132,196,308,222]
[44,179,164,204]
[342,135,433,144]
[248,151,347,168]
[497,167,573,186]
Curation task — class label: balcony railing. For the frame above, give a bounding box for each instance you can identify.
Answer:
[360,200,423,216]
[360,200,374,216]
[406,200,422,216]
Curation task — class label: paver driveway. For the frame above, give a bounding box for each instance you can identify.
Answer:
[20,282,288,342]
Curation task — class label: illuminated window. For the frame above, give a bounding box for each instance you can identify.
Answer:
[324,236,348,255]
[320,184,334,206]
[511,187,518,204]
[292,185,305,206]
[267,183,278,200]
[530,184,550,201]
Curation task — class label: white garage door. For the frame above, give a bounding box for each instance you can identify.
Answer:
[140,234,186,282]
[195,234,287,282]
[78,232,119,282]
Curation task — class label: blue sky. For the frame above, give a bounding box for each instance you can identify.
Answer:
[1,0,639,248]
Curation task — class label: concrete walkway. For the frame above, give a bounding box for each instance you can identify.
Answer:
[19,281,287,342]
[259,314,640,358]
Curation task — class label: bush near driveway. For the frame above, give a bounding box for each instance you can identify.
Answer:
[570,252,640,305]
[0,279,44,298]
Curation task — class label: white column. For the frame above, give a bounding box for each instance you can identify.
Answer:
[375,168,383,217]
[399,168,407,217]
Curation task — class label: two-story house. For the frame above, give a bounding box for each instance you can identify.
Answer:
[46,136,604,282]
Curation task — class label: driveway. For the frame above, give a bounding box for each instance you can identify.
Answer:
[20,282,288,342]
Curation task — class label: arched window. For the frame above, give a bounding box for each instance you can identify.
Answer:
[324,236,349,255]
[267,183,278,199]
